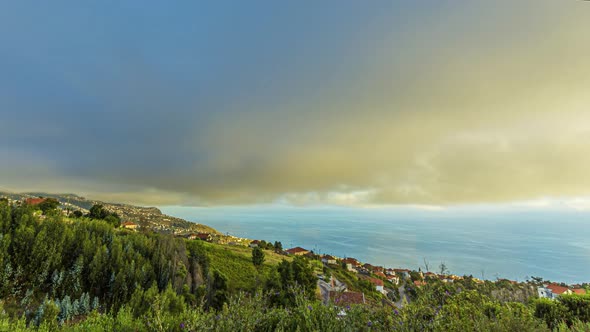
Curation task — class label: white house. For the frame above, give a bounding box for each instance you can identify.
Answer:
[387,275,400,285]
[322,255,337,265]
[538,284,573,300]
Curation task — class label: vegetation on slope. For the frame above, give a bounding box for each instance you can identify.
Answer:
[1,199,590,331]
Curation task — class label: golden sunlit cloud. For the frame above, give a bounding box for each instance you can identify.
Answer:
[1,2,589,207]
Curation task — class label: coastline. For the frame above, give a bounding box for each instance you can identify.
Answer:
[162,205,590,285]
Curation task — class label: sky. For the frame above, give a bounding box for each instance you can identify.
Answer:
[1,1,590,208]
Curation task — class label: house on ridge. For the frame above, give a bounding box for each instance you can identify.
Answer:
[538,284,573,299]
[321,255,337,265]
[285,247,309,256]
[121,221,139,230]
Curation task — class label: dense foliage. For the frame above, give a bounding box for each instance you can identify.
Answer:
[1,200,589,331]
[0,201,211,323]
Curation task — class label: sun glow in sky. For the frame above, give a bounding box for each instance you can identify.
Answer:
[1,1,590,208]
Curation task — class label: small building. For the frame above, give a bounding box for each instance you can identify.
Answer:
[573,288,587,295]
[187,233,212,241]
[198,233,212,241]
[387,275,400,285]
[25,197,47,205]
[394,269,411,279]
[249,240,261,248]
[322,255,337,265]
[367,277,385,293]
[342,257,360,267]
[385,268,396,276]
[372,266,384,273]
[329,291,366,306]
[342,258,360,271]
[538,284,573,299]
[121,221,139,230]
[285,247,310,256]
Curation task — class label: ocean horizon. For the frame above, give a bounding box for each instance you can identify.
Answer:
[163,205,590,285]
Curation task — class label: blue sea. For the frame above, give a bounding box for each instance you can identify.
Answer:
[162,205,590,284]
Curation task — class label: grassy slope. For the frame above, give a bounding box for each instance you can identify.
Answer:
[202,242,292,292]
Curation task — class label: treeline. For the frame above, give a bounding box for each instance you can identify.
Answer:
[0,201,212,324]
[0,201,319,329]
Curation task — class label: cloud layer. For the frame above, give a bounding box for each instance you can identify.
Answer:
[1,2,589,206]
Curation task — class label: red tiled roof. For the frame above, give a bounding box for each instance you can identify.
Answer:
[394,268,411,273]
[25,198,47,205]
[547,284,570,295]
[323,255,336,260]
[573,288,587,295]
[285,247,308,254]
[375,271,386,278]
[367,278,384,287]
[196,233,210,240]
[250,240,260,244]
[342,258,360,266]
[329,291,365,305]
[414,280,426,287]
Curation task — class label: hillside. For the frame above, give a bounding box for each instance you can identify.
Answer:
[0,191,218,235]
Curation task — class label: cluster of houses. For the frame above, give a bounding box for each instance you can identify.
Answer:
[183,238,589,304]
[270,244,490,294]
[175,232,213,242]
[538,284,587,300]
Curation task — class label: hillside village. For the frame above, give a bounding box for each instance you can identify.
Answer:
[0,192,217,235]
[2,191,587,309]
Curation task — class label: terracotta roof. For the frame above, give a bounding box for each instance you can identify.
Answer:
[367,277,384,287]
[573,288,587,295]
[329,291,365,305]
[25,198,47,205]
[196,233,210,240]
[342,258,360,266]
[394,268,411,273]
[375,271,387,278]
[250,240,260,244]
[414,280,426,287]
[285,247,308,254]
[547,284,570,295]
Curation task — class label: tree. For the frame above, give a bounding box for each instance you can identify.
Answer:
[274,241,283,253]
[207,270,227,310]
[88,204,109,220]
[252,246,265,268]
[38,198,60,214]
[439,262,449,275]
[104,214,121,228]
